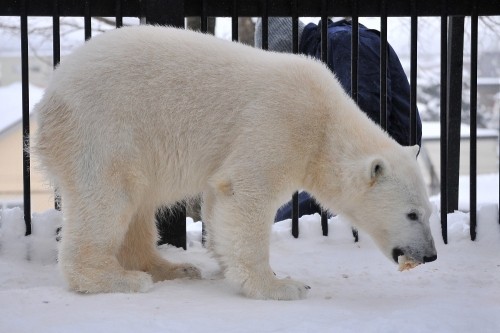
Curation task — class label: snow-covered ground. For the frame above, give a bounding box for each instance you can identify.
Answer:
[0,175,498,333]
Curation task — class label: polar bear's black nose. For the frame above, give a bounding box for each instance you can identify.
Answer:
[423,254,437,263]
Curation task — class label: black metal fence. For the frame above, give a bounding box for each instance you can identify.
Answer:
[1,0,499,247]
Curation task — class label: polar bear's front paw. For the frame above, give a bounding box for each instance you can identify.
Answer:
[120,270,154,293]
[243,277,310,300]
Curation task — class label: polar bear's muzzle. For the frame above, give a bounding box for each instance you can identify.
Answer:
[391,247,437,264]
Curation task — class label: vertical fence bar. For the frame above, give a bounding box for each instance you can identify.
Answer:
[469,6,478,240]
[53,0,62,211]
[198,1,208,246]
[231,0,238,41]
[379,0,388,131]
[320,212,328,236]
[21,0,31,236]
[291,192,299,238]
[201,0,207,33]
[291,0,298,54]
[351,2,359,103]
[446,16,464,215]
[115,0,123,28]
[84,0,91,40]
[291,0,299,239]
[261,0,268,50]
[440,8,448,244]
[198,0,208,245]
[319,0,328,237]
[52,1,60,73]
[351,1,360,242]
[410,0,418,146]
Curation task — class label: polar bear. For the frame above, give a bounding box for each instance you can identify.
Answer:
[34,25,436,300]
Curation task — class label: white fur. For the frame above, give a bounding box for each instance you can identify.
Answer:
[33,26,436,300]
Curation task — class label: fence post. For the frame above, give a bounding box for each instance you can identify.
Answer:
[21,0,31,236]
[439,12,448,244]
[469,6,478,240]
[446,16,465,214]
[141,0,187,250]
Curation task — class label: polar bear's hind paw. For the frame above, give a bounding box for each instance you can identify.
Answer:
[68,269,154,294]
[149,262,202,282]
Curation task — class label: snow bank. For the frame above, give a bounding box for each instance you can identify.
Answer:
[0,207,62,263]
[4,205,496,265]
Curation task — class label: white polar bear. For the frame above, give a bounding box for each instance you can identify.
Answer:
[34,25,436,300]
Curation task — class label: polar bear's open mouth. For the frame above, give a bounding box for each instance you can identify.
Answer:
[392,248,405,263]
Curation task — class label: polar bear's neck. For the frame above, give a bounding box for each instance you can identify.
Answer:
[298,67,398,214]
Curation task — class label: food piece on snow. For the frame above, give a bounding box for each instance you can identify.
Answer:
[398,255,420,271]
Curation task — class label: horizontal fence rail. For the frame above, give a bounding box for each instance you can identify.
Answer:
[2,0,500,17]
[1,0,499,248]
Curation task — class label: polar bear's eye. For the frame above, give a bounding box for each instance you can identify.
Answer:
[407,212,419,221]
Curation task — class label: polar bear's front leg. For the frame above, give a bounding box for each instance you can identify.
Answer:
[208,187,310,300]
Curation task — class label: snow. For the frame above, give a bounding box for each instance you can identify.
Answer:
[422,121,498,140]
[0,176,499,332]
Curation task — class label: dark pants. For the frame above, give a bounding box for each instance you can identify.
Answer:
[275,192,327,222]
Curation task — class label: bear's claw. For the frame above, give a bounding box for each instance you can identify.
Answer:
[177,264,202,279]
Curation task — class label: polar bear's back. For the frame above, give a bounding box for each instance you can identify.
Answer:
[35,26,342,201]
[49,25,306,117]
[45,26,334,138]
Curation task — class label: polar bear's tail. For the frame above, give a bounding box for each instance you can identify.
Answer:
[32,92,76,191]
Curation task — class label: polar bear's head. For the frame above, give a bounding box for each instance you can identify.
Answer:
[333,145,437,266]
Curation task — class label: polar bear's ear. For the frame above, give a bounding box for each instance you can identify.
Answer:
[407,145,420,158]
[369,157,386,184]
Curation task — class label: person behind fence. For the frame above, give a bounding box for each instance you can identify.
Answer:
[255,17,422,222]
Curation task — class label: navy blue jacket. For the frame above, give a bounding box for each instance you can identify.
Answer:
[300,19,421,147]
[275,19,422,222]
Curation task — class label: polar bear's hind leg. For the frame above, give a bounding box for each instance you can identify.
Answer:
[58,193,154,293]
[118,206,201,282]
